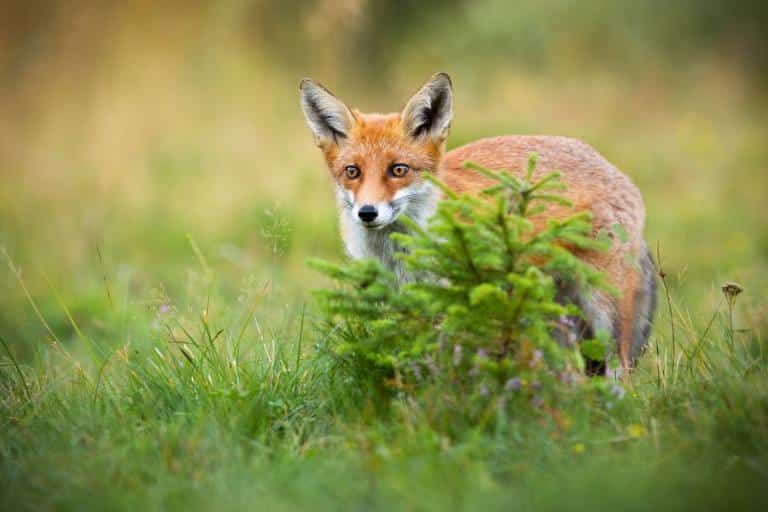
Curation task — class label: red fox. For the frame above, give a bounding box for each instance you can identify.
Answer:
[300,72,656,373]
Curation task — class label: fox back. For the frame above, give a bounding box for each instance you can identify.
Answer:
[299,73,656,372]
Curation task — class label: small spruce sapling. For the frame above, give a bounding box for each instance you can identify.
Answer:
[310,154,613,418]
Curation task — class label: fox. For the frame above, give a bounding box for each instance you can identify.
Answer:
[299,72,656,373]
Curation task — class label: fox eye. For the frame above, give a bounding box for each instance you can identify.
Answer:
[344,165,361,179]
[389,164,410,178]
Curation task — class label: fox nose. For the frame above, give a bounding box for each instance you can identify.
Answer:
[358,205,378,223]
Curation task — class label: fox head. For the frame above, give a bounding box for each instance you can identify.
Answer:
[300,73,453,230]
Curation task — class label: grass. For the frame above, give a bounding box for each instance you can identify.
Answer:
[1,230,767,510]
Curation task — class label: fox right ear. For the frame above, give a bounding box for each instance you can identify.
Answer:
[300,78,355,149]
[401,72,453,142]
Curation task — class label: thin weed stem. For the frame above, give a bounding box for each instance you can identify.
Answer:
[0,333,31,402]
[96,246,114,312]
[2,247,62,345]
[721,282,743,353]
[656,241,677,380]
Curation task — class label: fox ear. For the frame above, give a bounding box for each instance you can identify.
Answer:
[401,72,453,142]
[300,78,355,148]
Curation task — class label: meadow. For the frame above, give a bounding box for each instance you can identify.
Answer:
[1,2,767,510]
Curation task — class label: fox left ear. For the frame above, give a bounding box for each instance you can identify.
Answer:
[401,72,453,142]
[300,78,356,149]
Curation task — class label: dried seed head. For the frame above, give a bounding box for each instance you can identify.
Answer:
[721,282,744,300]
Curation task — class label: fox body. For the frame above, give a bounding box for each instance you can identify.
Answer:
[300,73,656,371]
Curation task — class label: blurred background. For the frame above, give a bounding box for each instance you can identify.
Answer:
[1,0,767,359]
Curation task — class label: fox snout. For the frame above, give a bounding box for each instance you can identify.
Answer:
[357,205,378,223]
[350,200,398,229]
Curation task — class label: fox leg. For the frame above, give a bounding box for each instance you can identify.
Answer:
[618,271,638,370]
[555,278,619,376]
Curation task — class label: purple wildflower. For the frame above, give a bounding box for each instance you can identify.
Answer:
[609,383,626,399]
[505,377,522,391]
